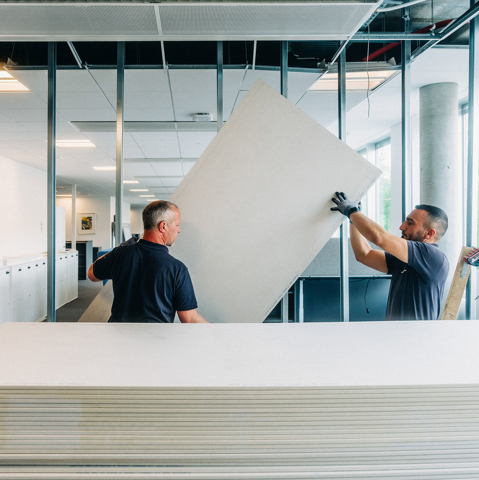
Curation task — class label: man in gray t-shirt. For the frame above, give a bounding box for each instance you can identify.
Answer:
[330,193,449,320]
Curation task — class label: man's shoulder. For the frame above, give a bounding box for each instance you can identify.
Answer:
[408,240,447,260]
[166,253,189,272]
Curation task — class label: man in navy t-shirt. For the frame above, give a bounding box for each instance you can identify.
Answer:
[331,193,449,320]
[88,201,208,324]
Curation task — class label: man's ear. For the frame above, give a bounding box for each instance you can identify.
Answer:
[158,220,166,233]
[424,227,436,240]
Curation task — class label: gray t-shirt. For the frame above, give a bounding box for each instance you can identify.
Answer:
[385,241,449,320]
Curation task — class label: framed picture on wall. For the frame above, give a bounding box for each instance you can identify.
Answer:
[78,213,96,234]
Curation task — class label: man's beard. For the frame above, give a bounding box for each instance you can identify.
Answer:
[402,229,426,242]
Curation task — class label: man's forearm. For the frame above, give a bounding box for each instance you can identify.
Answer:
[178,309,209,323]
[350,222,372,262]
[349,211,388,248]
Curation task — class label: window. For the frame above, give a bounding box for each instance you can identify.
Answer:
[460,104,479,243]
[375,139,392,232]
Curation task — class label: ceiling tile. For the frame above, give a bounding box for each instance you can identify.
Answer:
[85,70,116,93]
[134,177,164,187]
[172,91,216,111]
[141,143,181,158]
[224,69,250,92]
[58,92,114,109]
[124,108,174,121]
[145,187,169,194]
[57,71,100,92]
[0,93,46,109]
[58,108,116,122]
[169,69,216,92]
[161,176,183,187]
[124,162,157,176]
[8,70,47,92]
[0,121,27,133]
[151,161,183,176]
[0,131,41,141]
[125,69,171,92]
[0,108,48,122]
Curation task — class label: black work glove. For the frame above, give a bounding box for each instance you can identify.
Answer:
[330,192,360,220]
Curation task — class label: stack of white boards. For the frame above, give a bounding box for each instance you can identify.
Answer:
[1,321,479,479]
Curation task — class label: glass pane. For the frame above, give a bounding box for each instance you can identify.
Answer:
[375,139,392,232]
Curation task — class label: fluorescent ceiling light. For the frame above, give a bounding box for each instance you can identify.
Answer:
[57,140,96,148]
[123,180,139,184]
[309,61,398,92]
[140,195,155,197]
[0,69,29,92]
[93,166,116,171]
[310,70,396,92]
[56,194,72,197]
[130,189,149,192]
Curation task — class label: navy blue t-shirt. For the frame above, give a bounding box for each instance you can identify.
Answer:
[93,239,198,323]
[385,241,449,320]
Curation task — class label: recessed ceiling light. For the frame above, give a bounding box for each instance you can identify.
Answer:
[146,199,156,202]
[56,194,72,197]
[93,166,116,171]
[57,140,96,148]
[123,180,139,184]
[140,195,155,197]
[0,69,29,92]
[130,189,149,192]
[310,70,397,92]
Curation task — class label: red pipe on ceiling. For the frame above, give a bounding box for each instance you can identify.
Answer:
[362,19,454,62]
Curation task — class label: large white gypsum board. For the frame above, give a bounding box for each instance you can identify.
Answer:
[169,79,381,323]
[1,322,479,387]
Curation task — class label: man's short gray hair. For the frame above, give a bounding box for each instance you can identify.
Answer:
[142,201,179,231]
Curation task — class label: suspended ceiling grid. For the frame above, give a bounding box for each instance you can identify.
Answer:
[0,46,471,207]
[0,1,380,42]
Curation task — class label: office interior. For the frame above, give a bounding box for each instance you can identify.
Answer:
[0,0,478,325]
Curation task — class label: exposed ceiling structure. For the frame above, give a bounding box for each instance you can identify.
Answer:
[0,0,475,206]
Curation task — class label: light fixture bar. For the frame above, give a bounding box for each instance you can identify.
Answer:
[93,166,116,171]
[56,139,96,148]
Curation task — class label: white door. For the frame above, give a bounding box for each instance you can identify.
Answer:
[11,265,27,322]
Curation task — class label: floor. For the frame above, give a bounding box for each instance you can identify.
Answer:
[55,280,103,322]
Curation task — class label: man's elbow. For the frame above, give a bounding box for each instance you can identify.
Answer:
[369,231,387,250]
[87,265,101,282]
[353,251,368,265]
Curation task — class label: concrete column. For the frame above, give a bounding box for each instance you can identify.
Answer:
[419,82,462,305]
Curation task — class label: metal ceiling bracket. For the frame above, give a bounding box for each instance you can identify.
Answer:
[67,42,82,69]
[401,7,411,221]
[161,41,167,74]
[281,41,288,99]
[115,42,125,247]
[217,41,223,133]
[47,42,57,323]
[466,0,479,320]
[338,48,349,323]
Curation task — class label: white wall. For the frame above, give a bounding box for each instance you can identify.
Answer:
[0,155,47,257]
[130,208,144,235]
[56,196,112,249]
